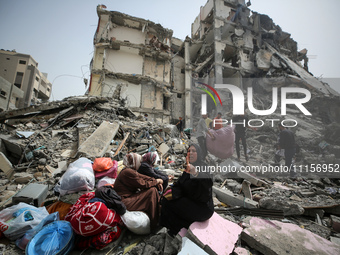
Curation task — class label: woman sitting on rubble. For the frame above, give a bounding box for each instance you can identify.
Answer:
[138,151,169,192]
[114,152,163,230]
[160,143,214,236]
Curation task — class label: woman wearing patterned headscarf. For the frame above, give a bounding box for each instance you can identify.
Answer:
[138,152,169,191]
[122,152,142,170]
[160,143,214,236]
[114,153,163,229]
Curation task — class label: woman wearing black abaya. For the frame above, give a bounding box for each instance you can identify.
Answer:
[160,143,214,236]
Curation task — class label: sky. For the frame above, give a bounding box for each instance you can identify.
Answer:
[0,0,339,101]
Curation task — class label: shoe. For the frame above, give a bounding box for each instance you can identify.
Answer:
[245,155,249,161]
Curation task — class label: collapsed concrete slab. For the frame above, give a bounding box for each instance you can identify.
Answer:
[0,152,14,178]
[237,171,268,187]
[259,197,304,216]
[241,217,340,255]
[213,186,258,209]
[77,121,120,159]
[185,212,243,255]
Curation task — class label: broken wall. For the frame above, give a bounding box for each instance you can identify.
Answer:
[92,47,104,70]
[110,26,145,45]
[144,57,170,84]
[105,47,143,75]
[141,84,163,110]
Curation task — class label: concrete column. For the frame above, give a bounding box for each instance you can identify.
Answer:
[184,40,192,129]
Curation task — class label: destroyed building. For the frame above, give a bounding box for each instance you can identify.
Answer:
[0,49,52,111]
[1,1,340,255]
[88,5,187,124]
[87,1,340,128]
[187,0,339,117]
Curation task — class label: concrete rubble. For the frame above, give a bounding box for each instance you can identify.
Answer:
[1,1,340,255]
[0,93,338,254]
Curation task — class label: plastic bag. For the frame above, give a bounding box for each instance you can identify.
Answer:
[206,126,235,159]
[26,221,74,255]
[54,157,95,196]
[93,157,114,172]
[16,212,60,250]
[94,160,118,179]
[97,176,116,188]
[0,203,49,241]
[121,211,150,235]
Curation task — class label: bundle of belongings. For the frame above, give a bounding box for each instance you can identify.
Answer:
[0,203,74,254]
[0,156,151,252]
[64,186,125,250]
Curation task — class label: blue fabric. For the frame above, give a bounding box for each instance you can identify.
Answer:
[26,221,74,255]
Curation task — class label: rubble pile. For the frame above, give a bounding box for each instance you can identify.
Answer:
[0,93,339,254]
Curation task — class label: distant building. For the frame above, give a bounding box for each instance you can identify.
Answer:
[0,76,24,112]
[0,50,52,109]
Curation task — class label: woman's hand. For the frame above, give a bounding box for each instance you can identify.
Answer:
[184,163,197,176]
[156,179,163,192]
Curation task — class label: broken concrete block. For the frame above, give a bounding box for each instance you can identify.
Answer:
[299,190,315,198]
[158,143,170,155]
[52,130,67,137]
[153,134,163,144]
[234,247,251,255]
[60,149,74,158]
[0,152,14,178]
[12,183,48,207]
[242,180,252,200]
[241,217,340,255]
[173,143,185,153]
[256,49,272,70]
[50,161,68,177]
[185,212,243,255]
[164,232,179,255]
[178,237,208,255]
[0,190,15,205]
[330,215,340,232]
[78,121,119,158]
[13,173,34,184]
[259,197,304,216]
[136,144,148,154]
[38,158,47,165]
[237,171,267,187]
[213,186,258,209]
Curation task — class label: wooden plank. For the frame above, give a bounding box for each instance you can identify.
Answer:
[113,132,130,157]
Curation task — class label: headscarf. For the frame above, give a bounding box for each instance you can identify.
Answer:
[123,153,142,170]
[142,152,157,166]
[188,143,206,167]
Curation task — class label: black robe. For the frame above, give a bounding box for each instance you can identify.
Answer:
[160,158,214,235]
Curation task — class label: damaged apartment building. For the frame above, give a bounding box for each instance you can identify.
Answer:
[188,0,339,115]
[88,5,187,124]
[88,1,339,125]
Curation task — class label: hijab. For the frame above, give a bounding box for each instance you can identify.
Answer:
[123,152,142,170]
[142,152,157,166]
[188,143,207,167]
